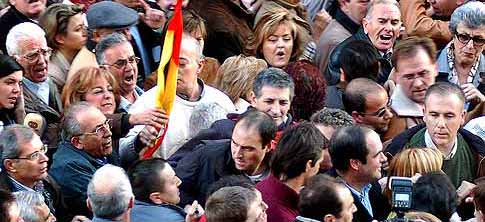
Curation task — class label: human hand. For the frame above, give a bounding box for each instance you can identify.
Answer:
[138,125,162,147]
[457,180,476,204]
[185,200,205,222]
[138,0,166,29]
[462,83,485,104]
[71,215,91,222]
[129,108,168,129]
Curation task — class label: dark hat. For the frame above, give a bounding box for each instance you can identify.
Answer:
[0,54,22,78]
[87,1,139,30]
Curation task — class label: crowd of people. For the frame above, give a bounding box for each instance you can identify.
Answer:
[0,0,484,221]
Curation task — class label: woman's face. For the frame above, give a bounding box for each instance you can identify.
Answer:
[57,13,87,52]
[83,76,116,114]
[261,23,294,68]
[0,71,22,110]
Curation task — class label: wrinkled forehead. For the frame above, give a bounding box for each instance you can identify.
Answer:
[369,3,401,19]
[17,37,47,54]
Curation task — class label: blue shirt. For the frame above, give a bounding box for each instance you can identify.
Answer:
[345,183,373,217]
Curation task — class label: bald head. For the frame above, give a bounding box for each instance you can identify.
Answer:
[343,78,386,114]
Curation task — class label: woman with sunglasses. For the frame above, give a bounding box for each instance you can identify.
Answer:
[62,67,166,167]
[436,1,485,115]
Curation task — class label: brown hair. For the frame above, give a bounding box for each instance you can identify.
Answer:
[391,36,437,71]
[245,10,305,63]
[39,3,83,50]
[385,148,443,199]
[61,66,120,110]
[216,55,267,103]
[183,9,207,40]
[473,182,485,216]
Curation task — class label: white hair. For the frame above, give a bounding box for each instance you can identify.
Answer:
[6,22,47,56]
[189,102,228,137]
[14,191,46,222]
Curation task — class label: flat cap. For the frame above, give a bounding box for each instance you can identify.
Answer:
[87,1,138,29]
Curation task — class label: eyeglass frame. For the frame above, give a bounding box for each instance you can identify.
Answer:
[7,144,48,161]
[79,119,112,137]
[20,48,53,64]
[455,32,485,47]
[102,56,140,70]
[358,99,393,118]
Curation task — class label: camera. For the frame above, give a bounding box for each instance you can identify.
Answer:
[383,177,414,222]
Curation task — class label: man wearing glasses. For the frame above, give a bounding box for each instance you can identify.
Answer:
[6,22,63,159]
[96,33,144,112]
[343,78,394,141]
[50,102,116,219]
[0,125,61,220]
[436,2,485,115]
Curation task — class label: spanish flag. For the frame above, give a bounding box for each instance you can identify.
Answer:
[142,0,183,159]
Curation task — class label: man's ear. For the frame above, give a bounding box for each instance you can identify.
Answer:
[71,136,83,149]
[86,198,92,212]
[340,68,346,83]
[460,110,466,126]
[249,91,257,105]
[349,159,360,171]
[305,159,314,173]
[196,58,204,75]
[92,30,102,43]
[362,18,369,34]
[128,196,135,209]
[323,214,337,222]
[149,192,162,204]
[3,159,17,173]
[8,0,16,6]
[351,111,364,124]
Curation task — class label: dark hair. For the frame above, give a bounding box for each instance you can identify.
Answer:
[412,172,457,222]
[252,68,295,100]
[128,158,168,203]
[284,60,326,121]
[236,110,277,147]
[206,175,255,200]
[310,107,354,128]
[472,181,485,214]
[343,78,385,114]
[425,82,466,105]
[299,175,346,219]
[205,186,257,222]
[392,36,437,71]
[339,40,380,82]
[329,126,371,172]
[0,54,22,78]
[271,122,324,180]
[0,189,16,222]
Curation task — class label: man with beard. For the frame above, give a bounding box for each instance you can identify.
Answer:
[49,102,117,219]
[6,22,63,154]
[386,82,485,189]
[0,0,45,54]
[96,33,143,112]
[326,0,401,86]
[343,78,393,141]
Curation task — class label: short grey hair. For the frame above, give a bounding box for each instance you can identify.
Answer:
[189,103,228,137]
[14,191,46,222]
[252,68,295,99]
[95,32,129,64]
[0,124,36,163]
[449,1,485,35]
[61,102,94,141]
[365,0,401,20]
[6,22,47,56]
[87,164,133,219]
[310,108,354,128]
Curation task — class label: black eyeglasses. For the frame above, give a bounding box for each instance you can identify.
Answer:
[455,32,485,47]
[359,100,392,118]
[104,56,140,69]
[8,144,48,161]
[82,119,112,137]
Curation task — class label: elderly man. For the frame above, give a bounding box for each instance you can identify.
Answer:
[384,36,438,141]
[386,82,485,188]
[0,190,22,222]
[0,125,60,218]
[49,102,117,218]
[205,186,268,222]
[176,110,276,207]
[343,78,393,139]
[14,191,56,222]
[256,123,325,222]
[120,32,234,161]
[315,0,370,75]
[328,126,389,222]
[68,1,139,78]
[96,33,144,112]
[129,158,203,222]
[310,107,354,172]
[326,0,401,86]
[87,164,134,222]
[0,0,45,54]
[296,175,357,222]
[6,22,63,152]
[436,2,485,114]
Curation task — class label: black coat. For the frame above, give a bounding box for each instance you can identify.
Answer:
[0,7,34,54]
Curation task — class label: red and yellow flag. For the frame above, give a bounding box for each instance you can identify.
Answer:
[142,0,183,159]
